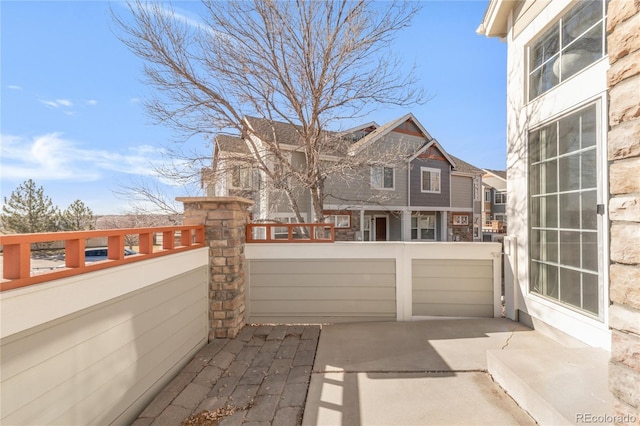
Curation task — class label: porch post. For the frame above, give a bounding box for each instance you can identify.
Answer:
[402,209,411,241]
[607,2,640,420]
[178,196,254,340]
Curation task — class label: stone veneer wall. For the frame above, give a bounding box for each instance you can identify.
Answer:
[178,197,253,340]
[607,1,640,423]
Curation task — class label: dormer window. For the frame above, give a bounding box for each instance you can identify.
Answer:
[528,0,608,100]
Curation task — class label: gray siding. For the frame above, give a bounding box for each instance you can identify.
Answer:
[412,259,493,317]
[247,259,396,323]
[324,132,425,207]
[451,175,473,208]
[409,158,451,207]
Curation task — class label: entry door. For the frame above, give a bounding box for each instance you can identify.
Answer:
[375,217,387,241]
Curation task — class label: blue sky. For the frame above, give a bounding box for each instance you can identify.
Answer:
[1,1,506,215]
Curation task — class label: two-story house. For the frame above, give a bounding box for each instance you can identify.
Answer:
[208,113,484,242]
[481,169,507,239]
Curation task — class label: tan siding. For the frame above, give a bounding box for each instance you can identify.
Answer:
[1,266,208,425]
[248,259,396,322]
[412,259,493,317]
[451,175,473,208]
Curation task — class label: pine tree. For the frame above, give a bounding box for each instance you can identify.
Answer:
[1,179,60,233]
[61,200,95,231]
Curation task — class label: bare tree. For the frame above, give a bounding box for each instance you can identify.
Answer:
[114,0,424,222]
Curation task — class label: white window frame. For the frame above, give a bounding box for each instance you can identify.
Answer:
[420,167,441,193]
[371,165,395,190]
[485,189,492,202]
[325,214,351,228]
[411,212,437,241]
[228,165,253,190]
[494,213,507,224]
[528,102,601,319]
[494,192,507,205]
[527,0,608,101]
[363,215,372,241]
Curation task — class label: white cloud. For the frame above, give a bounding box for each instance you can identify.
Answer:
[39,98,73,109]
[56,99,73,107]
[0,132,165,181]
[130,97,141,103]
[7,85,22,90]
[86,99,98,106]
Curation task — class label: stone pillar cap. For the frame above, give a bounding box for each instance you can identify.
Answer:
[176,196,255,205]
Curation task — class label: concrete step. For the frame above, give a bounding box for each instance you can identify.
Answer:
[488,346,613,425]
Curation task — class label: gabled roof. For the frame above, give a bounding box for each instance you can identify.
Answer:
[449,155,483,176]
[407,139,457,168]
[483,169,507,181]
[243,116,305,146]
[348,113,434,155]
[216,134,249,154]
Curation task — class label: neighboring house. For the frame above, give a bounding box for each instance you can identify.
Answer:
[481,169,507,239]
[207,113,484,242]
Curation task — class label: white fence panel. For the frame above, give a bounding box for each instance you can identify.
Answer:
[245,242,502,323]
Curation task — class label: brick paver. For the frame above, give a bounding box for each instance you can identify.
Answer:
[136,325,321,426]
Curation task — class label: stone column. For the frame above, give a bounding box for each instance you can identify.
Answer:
[178,197,254,340]
[607,1,640,423]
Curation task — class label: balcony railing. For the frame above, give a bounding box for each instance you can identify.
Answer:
[0,226,205,291]
[247,223,334,243]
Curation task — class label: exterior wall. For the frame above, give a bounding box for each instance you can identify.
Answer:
[607,1,640,420]
[245,242,503,322]
[323,163,408,207]
[448,212,474,242]
[412,259,494,317]
[451,175,473,208]
[504,0,611,348]
[0,250,209,425]
[389,213,402,241]
[409,158,451,207]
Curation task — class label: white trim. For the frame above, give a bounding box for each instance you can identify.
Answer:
[371,165,396,191]
[323,204,473,213]
[494,191,507,205]
[373,215,389,241]
[420,167,441,193]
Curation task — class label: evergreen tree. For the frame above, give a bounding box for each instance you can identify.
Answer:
[1,179,60,233]
[61,200,95,231]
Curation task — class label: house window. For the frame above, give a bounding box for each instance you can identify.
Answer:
[363,215,371,241]
[495,192,507,204]
[529,103,599,316]
[528,0,608,100]
[495,213,507,224]
[421,167,441,193]
[229,166,252,189]
[485,190,492,202]
[371,166,394,190]
[411,213,436,240]
[325,214,351,228]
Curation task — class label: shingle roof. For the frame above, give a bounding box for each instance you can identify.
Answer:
[216,134,249,154]
[485,169,507,180]
[449,155,483,175]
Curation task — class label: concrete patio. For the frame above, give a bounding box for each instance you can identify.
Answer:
[135,318,612,425]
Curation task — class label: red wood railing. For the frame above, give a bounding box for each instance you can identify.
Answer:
[0,226,205,292]
[246,223,334,243]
